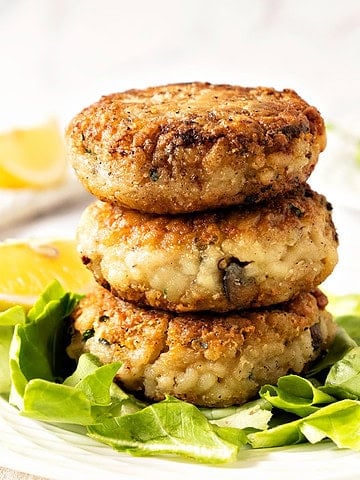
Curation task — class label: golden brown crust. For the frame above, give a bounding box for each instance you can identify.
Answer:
[66,82,326,213]
[69,286,336,406]
[77,186,338,312]
[72,286,326,356]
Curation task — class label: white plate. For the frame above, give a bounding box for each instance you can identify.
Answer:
[0,220,360,480]
[0,173,90,234]
[0,395,360,480]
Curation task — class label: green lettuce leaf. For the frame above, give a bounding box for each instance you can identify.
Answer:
[248,417,305,448]
[306,326,357,377]
[248,399,360,450]
[64,353,120,406]
[88,396,240,464]
[22,354,122,425]
[8,280,82,408]
[0,306,26,394]
[26,280,80,323]
[204,398,272,430]
[212,425,248,448]
[0,306,26,326]
[23,379,95,425]
[323,346,360,399]
[259,375,335,417]
[2,283,360,464]
[0,326,14,394]
[299,400,360,449]
[336,316,360,346]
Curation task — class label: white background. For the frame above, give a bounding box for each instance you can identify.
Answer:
[1,0,360,128]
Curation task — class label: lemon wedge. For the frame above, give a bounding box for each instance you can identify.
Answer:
[0,120,67,188]
[0,239,95,311]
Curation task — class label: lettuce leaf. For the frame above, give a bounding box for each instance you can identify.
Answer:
[22,354,122,425]
[2,283,243,463]
[9,280,82,408]
[304,294,360,377]
[0,326,14,394]
[306,326,357,377]
[259,375,335,417]
[299,399,360,449]
[1,285,360,464]
[336,316,360,346]
[0,306,26,326]
[203,398,272,430]
[249,341,360,450]
[248,417,306,448]
[88,396,240,463]
[0,306,26,394]
[23,379,96,425]
[248,399,360,450]
[323,346,360,399]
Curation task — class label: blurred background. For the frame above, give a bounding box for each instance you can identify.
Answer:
[1,0,360,128]
[0,0,359,292]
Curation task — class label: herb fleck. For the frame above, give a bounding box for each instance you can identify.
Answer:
[289,204,304,217]
[149,169,160,182]
[82,328,95,341]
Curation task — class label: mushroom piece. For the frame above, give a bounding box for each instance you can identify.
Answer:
[310,323,323,352]
[218,256,257,307]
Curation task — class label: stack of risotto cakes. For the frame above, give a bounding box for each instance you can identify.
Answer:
[66,82,338,407]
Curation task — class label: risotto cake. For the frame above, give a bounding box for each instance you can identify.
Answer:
[77,186,338,312]
[66,82,326,214]
[69,286,336,408]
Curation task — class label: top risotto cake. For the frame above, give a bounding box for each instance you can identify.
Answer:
[66,82,326,214]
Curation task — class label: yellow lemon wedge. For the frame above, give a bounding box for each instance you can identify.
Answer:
[0,120,67,188]
[0,239,96,311]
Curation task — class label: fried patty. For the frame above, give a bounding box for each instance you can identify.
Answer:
[66,82,326,214]
[77,186,338,312]
[68,286,336,407]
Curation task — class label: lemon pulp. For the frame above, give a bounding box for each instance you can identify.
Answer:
[0,120,67,189]
[0,239,95,311]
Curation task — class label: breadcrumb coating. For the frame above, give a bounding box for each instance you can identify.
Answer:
[77,186,338,312]
[66,82,326,213]
[69,286,336,407]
